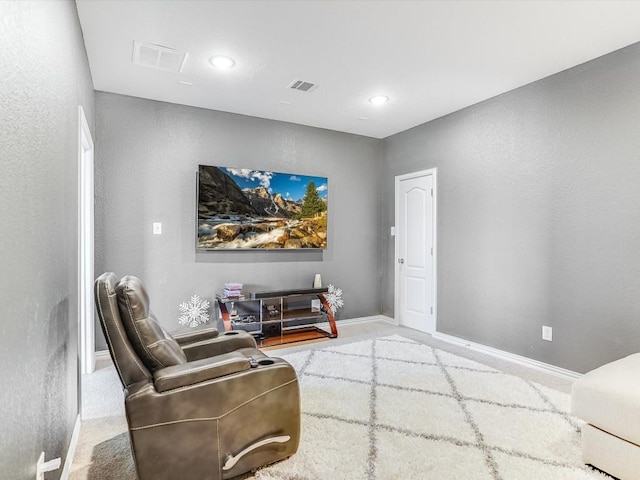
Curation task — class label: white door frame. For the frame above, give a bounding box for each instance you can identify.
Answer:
[78,106,95,376]
[394,168,438,332]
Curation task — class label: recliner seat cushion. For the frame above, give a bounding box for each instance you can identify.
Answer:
[116,275,187,371]
[571,352,640,447]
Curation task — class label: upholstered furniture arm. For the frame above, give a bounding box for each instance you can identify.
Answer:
[173,327,220,346]
[181,330,257,361]
[153,352,250,393]
[125,358,297,427]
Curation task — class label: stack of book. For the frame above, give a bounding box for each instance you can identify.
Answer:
[223,283,244,299]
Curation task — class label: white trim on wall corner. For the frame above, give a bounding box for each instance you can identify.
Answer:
[60,414,81,480]
[78,105,95,376]
[432,331,582,381]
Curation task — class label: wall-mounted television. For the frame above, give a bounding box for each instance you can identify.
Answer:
[197,165,328,250]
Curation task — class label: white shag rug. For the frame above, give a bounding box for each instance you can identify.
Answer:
[256,335,609,480]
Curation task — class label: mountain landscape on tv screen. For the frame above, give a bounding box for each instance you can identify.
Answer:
[197,165,328,249]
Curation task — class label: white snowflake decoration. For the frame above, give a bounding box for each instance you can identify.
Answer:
[178,295,210,328]
[325,284,344,314]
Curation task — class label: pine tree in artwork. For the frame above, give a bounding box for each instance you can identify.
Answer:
[299,181,327,218]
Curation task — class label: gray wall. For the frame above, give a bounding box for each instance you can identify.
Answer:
[382,42,640,374]
[94,92,382,350]
[0,2,94,479]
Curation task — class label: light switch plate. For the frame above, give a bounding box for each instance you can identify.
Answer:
[153,222,162,235]
[542,326,552,341]
[390,226,395,236]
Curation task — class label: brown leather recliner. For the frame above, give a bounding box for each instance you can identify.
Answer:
[95,272,300,480]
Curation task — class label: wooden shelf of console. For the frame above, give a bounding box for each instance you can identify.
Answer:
[216,288,338,348]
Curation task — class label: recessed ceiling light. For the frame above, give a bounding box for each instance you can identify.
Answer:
[209,55,236,70]
[357,116,368,121]
[178,81,193,86]
[279,101,292,105]
[369,95,389,106]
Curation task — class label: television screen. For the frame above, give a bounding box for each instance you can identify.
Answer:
[197,165,328,250]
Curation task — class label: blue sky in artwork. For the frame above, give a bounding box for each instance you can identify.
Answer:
[223,167,328,201]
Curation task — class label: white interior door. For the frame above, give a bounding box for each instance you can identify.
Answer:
[395,169,436,334]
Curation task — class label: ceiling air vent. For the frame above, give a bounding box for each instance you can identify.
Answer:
[288,79,318,92]
[133,41,188,73]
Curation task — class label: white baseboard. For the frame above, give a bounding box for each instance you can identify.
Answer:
[318,314,397,331]
[91,316,410,363]
[60,414,81,480]
[94,318,577,381]
[94,349,110,361]
[432,331,582,381]
[93,315,396,361]
[338,314,397,326]
[378,315,398,326]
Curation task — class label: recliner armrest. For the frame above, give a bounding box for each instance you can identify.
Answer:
[181,331,257,361]
[153,351,250,392]
[173,327,219,346]
[126,356,298,428]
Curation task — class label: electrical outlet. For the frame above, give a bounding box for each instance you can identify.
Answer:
[542,326,553,342]
[153,222,162,235]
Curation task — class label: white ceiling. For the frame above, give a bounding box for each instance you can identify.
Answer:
[76,0,640,139]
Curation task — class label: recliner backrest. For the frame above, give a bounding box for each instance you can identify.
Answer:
[95,272,152,388]
[116,275,187,371]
